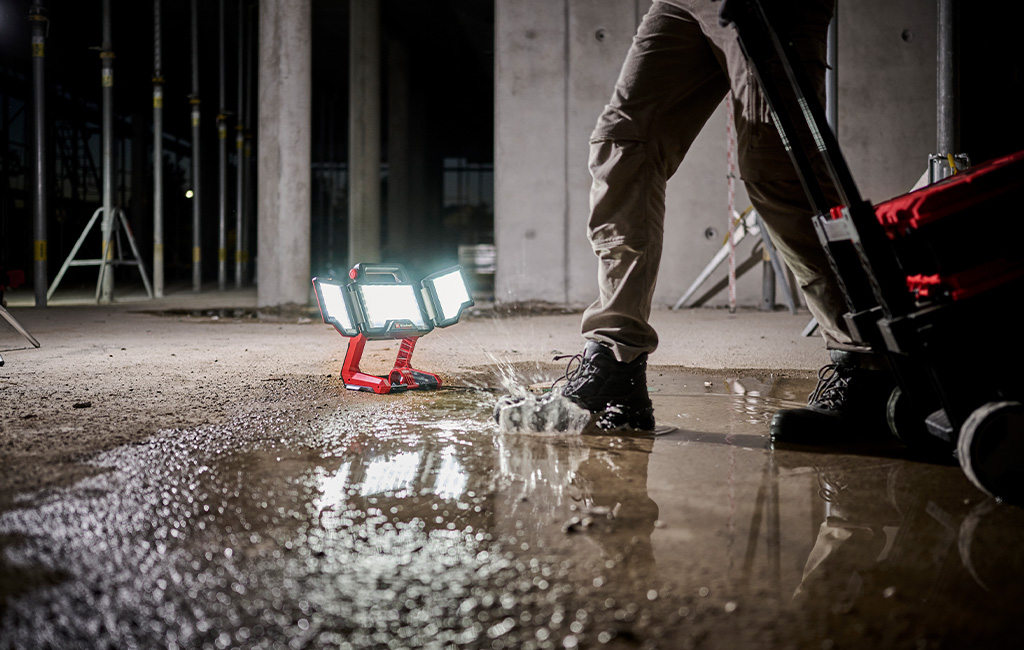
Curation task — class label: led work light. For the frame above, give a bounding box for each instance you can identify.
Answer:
[312,263,474,394]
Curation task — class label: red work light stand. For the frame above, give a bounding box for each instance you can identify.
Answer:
[340,334,441,394]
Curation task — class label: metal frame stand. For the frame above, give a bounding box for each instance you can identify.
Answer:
[0,305,42,359]
[673,208,797,313]
[47,206,153,302]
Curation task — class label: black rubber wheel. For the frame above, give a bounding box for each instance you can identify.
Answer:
[886,386,952,456]
[957,401,1024,504]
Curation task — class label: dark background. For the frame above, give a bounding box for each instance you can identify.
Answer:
[1,1,1021,295]
[0,0,495,291]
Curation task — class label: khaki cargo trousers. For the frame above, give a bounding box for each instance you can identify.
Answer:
[582,0,858,363]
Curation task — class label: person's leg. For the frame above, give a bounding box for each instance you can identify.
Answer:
[745,179,857,351]
[701,5,896,442]
[581,0,730,364]
[563,1,730,429]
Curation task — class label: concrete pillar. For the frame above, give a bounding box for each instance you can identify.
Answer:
[349,0,382,266]
[387,38,411,261]
[494,0,569,304]
[257,0,312,307]
[494,0,644,305]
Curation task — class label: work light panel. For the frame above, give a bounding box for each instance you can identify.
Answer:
[359,284,427,330]
[431,268,472,322]
[320,282,355,332]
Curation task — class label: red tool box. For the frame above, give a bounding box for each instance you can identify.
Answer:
[721,0,1024,504]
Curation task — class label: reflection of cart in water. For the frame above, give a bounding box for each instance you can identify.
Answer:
[720,0,1024,503]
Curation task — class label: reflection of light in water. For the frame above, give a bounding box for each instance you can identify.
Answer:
[317,462,353,512]
[360,452,422,496]
[495,435,589,506]
[433,447,467,500]
[728,379,770,425]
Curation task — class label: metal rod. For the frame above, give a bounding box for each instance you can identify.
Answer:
[49,208,102,301]
[153,0,164,298]
[191,0,202,291]
[242,0,255,286]
[29,2,48,308]
[825,1,838,135]
[936,0,958,155]
[235,0,245,287]
[217,0,228,290]
[99,0,115,302]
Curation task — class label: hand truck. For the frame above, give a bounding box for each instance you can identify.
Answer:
[720,0,1024,504]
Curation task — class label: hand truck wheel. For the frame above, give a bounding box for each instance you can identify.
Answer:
[957,401,1024,504]
[886,386,952,456]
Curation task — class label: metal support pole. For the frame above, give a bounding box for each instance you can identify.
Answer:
[242,1,255,286]
[191,0,202,292]
[99,0,115,303]
[217,0,228,290]
[760,255,776,312]
[153,0,164,298]
[936,0,958,157]
[826,2,838,135]
[234,0,245,288]
[29,3,48,308]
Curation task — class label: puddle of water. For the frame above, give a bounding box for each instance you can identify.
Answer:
[2,372,1024,649]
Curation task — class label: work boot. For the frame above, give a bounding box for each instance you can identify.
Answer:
[770,350,897,445]
[558,340,655,430]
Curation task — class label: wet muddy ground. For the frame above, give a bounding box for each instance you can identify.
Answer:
[2,300,1023,648]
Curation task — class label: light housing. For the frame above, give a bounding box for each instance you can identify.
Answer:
[312,278,359,337]
[349,264,433,339]
[421,265,474,329]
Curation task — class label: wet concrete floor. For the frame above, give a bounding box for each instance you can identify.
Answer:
[3,365,1023,649]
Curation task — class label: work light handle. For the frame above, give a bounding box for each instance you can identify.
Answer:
[348,263,411,284]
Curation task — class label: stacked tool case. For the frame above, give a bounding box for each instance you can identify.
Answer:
[720,0,1024,503]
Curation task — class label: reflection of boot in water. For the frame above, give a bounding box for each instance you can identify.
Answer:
[792,465,903,607]
[569,436,659,569]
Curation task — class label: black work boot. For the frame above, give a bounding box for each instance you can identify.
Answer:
[770,350,897,445]
[558,340,655,430]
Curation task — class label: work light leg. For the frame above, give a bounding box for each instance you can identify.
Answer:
[341,333,392,394]
[389,337,440,390]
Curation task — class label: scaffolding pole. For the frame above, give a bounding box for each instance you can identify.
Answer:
[191,0,202,292]
[235,0,245,287]
[99,0,115,303]
[217,0,228,290]
[29,2,48,308]
[936,0,959,156]
[242,0,255,286]
[153,0,164,297]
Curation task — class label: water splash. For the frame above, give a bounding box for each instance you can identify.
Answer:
[493,390,591,435]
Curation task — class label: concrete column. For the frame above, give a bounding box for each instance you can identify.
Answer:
[494,0,569,304]
[386,38,411,261]
[348,0,381,266]
[257,0,312,307]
